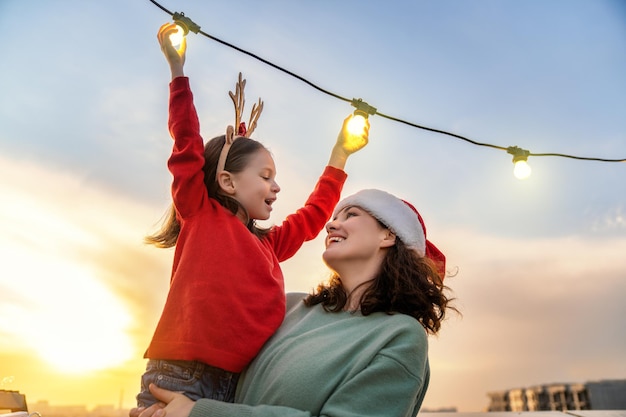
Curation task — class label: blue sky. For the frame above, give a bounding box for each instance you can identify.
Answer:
[1,0,625,412]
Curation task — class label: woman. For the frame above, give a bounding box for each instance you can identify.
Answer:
[133,188,455,417]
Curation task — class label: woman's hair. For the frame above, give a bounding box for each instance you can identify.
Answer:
[145,135,271,248]
[304,237,456,335]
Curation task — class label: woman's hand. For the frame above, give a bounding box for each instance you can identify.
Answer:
[129,402,165,417]
[157,22,186,79]
[129,384,195,417]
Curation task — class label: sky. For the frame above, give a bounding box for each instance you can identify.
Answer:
[0,0,625,413]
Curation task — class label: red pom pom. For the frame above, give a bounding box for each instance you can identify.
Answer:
[237,122,247,136]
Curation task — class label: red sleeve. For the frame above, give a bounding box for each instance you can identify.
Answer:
[267,166,347,262]
[166,77,209,218]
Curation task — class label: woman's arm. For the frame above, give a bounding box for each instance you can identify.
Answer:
[189,354,427,417]
[133,344,428,417]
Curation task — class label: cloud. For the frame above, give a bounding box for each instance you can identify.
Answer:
[0,152,171,361]
[424,227,626,410]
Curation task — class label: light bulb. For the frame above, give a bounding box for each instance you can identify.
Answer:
[343,113,368,152]
[344,99,374,151]
[513,160,532,179]
[347,113,367,136]
[170,12,200,50]
[169,24,185,50]
[507,146,531,180]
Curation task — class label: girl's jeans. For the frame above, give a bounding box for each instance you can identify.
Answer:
[136,359,239,407]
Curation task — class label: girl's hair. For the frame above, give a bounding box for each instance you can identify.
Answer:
[145,135,271,248]
[304,237,457,335]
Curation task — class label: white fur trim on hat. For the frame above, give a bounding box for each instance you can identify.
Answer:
[333,189,426,257]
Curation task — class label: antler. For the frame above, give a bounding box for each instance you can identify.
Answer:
[246,98,264,137]
[228,72,246,134]
[218,73,264,179]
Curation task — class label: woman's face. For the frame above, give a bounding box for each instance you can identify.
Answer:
[322,206,395,279]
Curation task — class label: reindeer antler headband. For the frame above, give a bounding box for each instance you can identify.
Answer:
[216,72,264,180]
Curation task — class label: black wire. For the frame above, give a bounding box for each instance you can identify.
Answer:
[147,0,626,164]
[197,29,350,103]
[375,110,508,151]
[147,0,350,102]
[148,0,172,15]
[529,153,626,162]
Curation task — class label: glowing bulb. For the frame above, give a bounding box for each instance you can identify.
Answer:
[507,146,531,180]
[170,12,200,50]
[342,113,368,152]
[513,160,532,179]
[169,24,185,50]
[344,99,375,151]
[347,114,367,136]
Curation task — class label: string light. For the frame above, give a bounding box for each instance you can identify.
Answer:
[347,98,377,136]
[507,146,531,180]
[170,12,200,49]
[147,0,626,176]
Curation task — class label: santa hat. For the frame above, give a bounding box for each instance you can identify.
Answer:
[333,189,446,278]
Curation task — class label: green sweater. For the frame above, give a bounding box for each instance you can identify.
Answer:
[189,293,430,417]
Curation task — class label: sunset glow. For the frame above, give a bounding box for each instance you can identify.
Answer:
[0,190,134,373]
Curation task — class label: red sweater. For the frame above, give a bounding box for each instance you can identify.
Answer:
[145,77,347,372]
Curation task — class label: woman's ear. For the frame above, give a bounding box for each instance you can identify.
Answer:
[217,171,236,195]
[380,230,397,248]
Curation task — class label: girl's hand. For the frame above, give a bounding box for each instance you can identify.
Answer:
[327,114,370,170]
[338,114,369,155]
[157,22,186,79]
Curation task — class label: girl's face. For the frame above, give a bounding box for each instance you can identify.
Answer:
[322,206,395,282]
[230,149,280,220]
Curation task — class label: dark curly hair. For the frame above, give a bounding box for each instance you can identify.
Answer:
[304,237,456,335]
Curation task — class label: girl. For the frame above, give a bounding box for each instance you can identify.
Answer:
[132,188,455,417]
[137,23,369,407]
